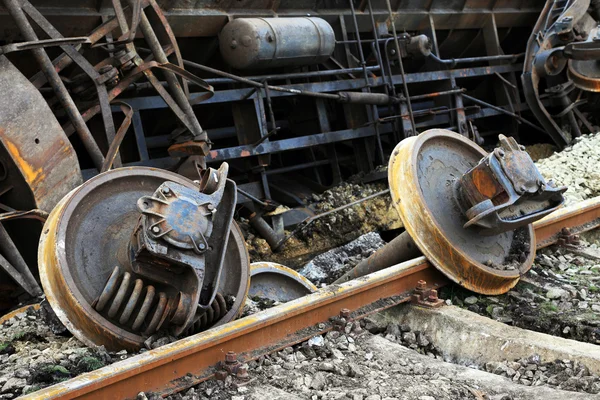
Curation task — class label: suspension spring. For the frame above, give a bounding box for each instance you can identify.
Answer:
[94,266,171,336]
[187,292,228,334]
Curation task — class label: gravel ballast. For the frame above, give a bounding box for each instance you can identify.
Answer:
[536,133,600,206]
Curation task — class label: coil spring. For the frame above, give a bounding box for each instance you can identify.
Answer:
[187,292,228,334]
[95,266,170,335]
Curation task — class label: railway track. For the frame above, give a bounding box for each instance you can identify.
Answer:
[25,195,600,400]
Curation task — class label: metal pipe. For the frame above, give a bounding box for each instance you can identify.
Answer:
[183,60,396,105]
[248,213,285,251]
[277,189,391,248]
[429,52,525,66]
[334,230,422,284]
[461,93,546,133]
[0,224,42,296]
[2,0,105,170]
[384,0,416,134]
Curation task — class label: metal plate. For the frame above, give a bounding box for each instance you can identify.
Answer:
[249,262,317,303]
[388,129,535,295]
[39,167,250,350]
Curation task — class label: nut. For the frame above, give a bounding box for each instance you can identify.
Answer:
[225,351,237,364]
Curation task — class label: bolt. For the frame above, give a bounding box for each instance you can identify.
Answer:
[416,280,426,290]
[225,351,237,364]
[340,308,350,319]
[427,289,439,302]
[162,187,171,195]
[236,365,250,380]
[496,149,505,157]
[198,243,206,250]
[230,40,237,49]
[207,203,215,211]
[519,145,526,151]
[151,226,160,234]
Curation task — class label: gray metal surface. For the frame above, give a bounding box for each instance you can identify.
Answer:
[219,17,335,69]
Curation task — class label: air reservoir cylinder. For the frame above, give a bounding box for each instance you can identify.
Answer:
[219,17,335,69]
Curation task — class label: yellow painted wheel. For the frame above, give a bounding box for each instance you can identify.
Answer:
[388,129,535,295]
[39,168,250,351]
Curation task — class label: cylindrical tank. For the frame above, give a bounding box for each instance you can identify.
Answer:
[219,17,335,69]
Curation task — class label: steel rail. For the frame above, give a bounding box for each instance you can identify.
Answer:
[27,257,445,400]
[534,196,600,249]
[25,195,600,399]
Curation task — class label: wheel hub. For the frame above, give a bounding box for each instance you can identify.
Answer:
[39,167,250,350]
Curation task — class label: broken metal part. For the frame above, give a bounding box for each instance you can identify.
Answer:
[457,134,566,234]
[38,167,250,350]
[389,129,537,295]
[0,55,82,298]
[249,262,317,303]
[522,0,599,148]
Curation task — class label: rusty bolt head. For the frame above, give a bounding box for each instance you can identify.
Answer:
[427,289,439,302]
[225,351,237,364]
[215,370,227,380]
[236,365,250,380]
[416,280,426,290]
[340,308,350,318]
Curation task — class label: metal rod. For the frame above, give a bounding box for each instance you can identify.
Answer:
[366,0,388,163]
[0,224,42,296]
[384,0,416,134]
[429,52,525,66]
[135,6,206,142]
[408,88,466,100]
[278,189,391,248]
[461,93,546,133]
[2,0,105,170]
[237,188,268,207]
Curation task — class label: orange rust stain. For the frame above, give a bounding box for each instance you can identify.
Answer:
[209,150,218,159]
[241,150,251,157]
[471,169,499,198]
[4,140,44,183]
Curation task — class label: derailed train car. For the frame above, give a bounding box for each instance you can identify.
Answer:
[0,0,597,325]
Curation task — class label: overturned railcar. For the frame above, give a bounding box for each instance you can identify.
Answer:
[0,0,598,311]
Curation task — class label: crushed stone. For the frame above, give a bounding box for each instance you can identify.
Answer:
[155,318,599,400]
[535,132,600,206]
[298,232,386,285]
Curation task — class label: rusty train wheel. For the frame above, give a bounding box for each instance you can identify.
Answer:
[38,167,250,351]
[388,129,535,295]
[249,262,317,303]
